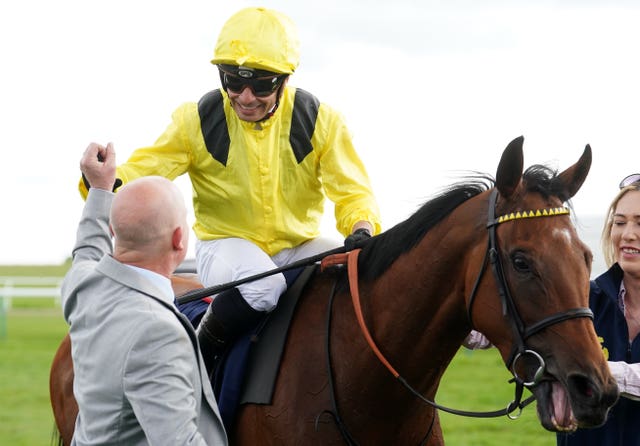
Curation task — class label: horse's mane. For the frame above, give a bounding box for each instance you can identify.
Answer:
[359,164,566,280]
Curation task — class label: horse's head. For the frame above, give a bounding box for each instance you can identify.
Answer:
[470,136,618,432]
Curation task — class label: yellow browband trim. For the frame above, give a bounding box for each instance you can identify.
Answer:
[496,207,570,224]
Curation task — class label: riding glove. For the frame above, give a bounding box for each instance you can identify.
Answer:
[344,228,372,251]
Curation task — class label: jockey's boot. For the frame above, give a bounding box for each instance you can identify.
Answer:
[196,287,264,377]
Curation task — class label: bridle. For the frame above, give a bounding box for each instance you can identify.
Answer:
[321,188,594,445]
[467,189,594,386]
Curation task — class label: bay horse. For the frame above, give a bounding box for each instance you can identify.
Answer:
[50,136,618,445]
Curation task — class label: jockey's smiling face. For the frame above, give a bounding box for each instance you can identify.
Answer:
[220,68,288,122]
[226,85,280,122]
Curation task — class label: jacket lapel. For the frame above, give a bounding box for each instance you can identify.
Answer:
[95,255,222,414]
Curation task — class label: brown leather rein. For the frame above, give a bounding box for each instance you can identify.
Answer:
[321,248,534,420]
[320,189,593,421]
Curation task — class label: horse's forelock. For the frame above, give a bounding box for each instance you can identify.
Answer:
[522,164,572,203]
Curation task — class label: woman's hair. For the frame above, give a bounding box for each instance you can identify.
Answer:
[601,184,640,267]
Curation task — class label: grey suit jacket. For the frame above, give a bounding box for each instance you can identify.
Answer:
[61,189,227,445]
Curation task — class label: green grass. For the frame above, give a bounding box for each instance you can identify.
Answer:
[0,264,69,445]
[0,309,68,446]
[8,298,60,310]
[0,262,71,277]
[439,349,556,445]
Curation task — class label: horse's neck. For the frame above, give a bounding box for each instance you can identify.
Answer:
[328,261,467,439]
[360,238,471,389]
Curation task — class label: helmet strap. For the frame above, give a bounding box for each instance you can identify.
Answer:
[259,76,288,122]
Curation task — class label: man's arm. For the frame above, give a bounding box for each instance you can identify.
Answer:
[70,142,118,264]
[61,144,118,314]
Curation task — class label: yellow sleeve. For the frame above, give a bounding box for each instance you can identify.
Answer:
[315,105,381,236]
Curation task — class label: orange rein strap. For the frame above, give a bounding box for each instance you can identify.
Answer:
[346,249,400,379]
[322,247,536,419]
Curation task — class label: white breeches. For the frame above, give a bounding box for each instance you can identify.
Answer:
[195,237,340,311]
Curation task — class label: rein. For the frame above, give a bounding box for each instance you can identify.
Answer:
[335,248,533,420]
[327,189,593,426]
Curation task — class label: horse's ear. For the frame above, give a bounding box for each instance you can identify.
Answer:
[496,136,524,199]
[557,144,592,200]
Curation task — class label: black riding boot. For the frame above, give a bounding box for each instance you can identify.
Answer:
[196,287,264,377]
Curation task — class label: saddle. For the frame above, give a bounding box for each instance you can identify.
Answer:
[209,264,318,428]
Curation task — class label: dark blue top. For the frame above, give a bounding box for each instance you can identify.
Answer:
[557,264,640,446]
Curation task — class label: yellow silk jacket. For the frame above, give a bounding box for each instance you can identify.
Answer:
[80,86,381,256]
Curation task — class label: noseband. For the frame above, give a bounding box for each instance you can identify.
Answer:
[467,189,593,386]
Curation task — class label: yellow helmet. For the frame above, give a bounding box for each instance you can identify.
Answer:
[211,7,300,74]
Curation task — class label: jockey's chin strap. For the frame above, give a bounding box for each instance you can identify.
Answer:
[322,248,534,419]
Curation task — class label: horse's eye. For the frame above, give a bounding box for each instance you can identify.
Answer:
[511,253,531,273]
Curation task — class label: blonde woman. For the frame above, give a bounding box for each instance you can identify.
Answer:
[558,174,640,445]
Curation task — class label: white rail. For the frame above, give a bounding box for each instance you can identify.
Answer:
[0,276,63,309]
[0,276,63,338]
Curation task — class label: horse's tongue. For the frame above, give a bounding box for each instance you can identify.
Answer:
[550,381,578,431]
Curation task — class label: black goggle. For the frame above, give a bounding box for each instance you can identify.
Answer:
[619,173,640,189]
[221,71,285,97]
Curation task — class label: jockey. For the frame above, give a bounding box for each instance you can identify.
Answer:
[79,7,381,375]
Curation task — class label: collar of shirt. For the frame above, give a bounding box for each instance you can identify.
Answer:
[123,264,174,304]
[619,280,628,313]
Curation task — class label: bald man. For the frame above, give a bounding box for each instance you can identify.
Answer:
[61,143,228,445]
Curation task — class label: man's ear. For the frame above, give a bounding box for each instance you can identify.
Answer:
[109,224,115,238]
[172,226,184,251]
